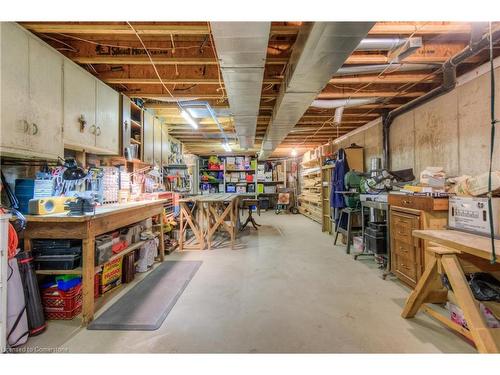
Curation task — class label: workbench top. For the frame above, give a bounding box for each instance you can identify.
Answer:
[25,199,169,222]
[179,193,253,203]
[413,229,499,261]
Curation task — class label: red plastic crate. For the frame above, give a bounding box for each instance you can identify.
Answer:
[42,284,82,313]
[45,304,82,320]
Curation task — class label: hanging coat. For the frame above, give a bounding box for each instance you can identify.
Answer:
[330,148,350,209]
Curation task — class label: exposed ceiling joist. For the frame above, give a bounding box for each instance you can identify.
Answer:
[20,23,299,36]
[104,77,282,85]
[72,56,288,65]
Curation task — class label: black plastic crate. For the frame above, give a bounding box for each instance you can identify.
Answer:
[34,254,82,270]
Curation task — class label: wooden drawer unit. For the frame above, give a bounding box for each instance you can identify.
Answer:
[388,194,448,212]
[389,195,449,288]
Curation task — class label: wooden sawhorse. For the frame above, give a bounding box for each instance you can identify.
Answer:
[402,245,500,353]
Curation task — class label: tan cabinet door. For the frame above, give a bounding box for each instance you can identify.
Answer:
[143,111,154,164]
[28,37,64,159]
[96,81,119,155]
[153,117,162,167]
[161,125,169,165]
[63,60,97,151]
[0,23,30,153]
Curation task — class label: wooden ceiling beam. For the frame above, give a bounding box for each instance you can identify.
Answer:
[104,77,282,85]
[128,93,278,99]
[368,22,471,35]
[72,56,288,65]
[21,23,299,36]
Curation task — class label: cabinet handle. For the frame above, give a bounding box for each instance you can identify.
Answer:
[399,246,408,253]
[23,120,30,133]
[31,123,38,135]
[89,125,96,134]
[96,126,101,136]
[400,264,410,270]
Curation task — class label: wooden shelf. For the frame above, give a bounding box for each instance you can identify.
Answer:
[35,268,82,275]
[130,138,141,145]
[36,240,148,277]
[226,169,255,173]
[131,119,142,129]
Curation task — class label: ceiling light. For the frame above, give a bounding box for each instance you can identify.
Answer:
[180,109,198,129]
[222,142,232,152]
[291,148,298,157]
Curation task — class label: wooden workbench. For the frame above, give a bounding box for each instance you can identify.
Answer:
[24,199,167,325]
[179,193,247,250]
[403,229,500,353]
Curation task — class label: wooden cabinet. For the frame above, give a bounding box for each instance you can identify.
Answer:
[121,95,131,155]
[1,22,30,153]
[63,60,97,150]
[153,117,162,166]
[143,111,154,164]
[161,125,169,165]
[1,22,63,160]
[95,81,119,155]
[63,64,119,155]
[389,194,449,288]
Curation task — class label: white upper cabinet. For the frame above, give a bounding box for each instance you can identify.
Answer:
[1,23,35,155]
[153,117,162,166]
[95,81,119,155]
[0,22,121,159]
[28,37,64,159]
[63,60,97,150]
[143,111,154,165]
[161,125,169,165]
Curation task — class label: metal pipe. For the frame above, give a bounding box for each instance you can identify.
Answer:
[382,28,500,168]
[334,63,438,77]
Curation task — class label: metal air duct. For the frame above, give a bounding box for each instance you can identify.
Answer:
[311,98,381,109]
[258,22,374,160]
[210,22,271,150]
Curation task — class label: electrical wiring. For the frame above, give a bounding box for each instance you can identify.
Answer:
[487,21,498,264]
[126,21,178,104]
[54,32,203,52]
[39,33,78,52]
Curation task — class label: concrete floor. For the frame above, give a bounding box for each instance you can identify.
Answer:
[26,211,474,353]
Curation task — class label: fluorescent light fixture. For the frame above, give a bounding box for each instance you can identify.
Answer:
[291,148,298,157]
[180,109,198,129]
[222,142,232,152]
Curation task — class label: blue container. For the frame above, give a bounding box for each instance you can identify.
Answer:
[15,179,35,214]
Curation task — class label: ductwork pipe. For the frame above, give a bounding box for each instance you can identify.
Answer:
[382,27,500,168]
[311,97,380,109]
[334,63,439,76]
[355,37,407,51]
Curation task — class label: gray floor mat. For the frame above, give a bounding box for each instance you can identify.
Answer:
[88,260,202,331]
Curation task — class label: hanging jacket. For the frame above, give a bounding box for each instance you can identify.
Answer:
[330,148,350,209]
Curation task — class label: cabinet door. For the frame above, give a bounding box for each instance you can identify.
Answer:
[143,111,154,164]
[95,81,119,155]
[161,125,169,165]
[63,60,97,150]
[0,23,30,152]
[121,95,131,155]
[28,37,64,159]
[153,117,162,166]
